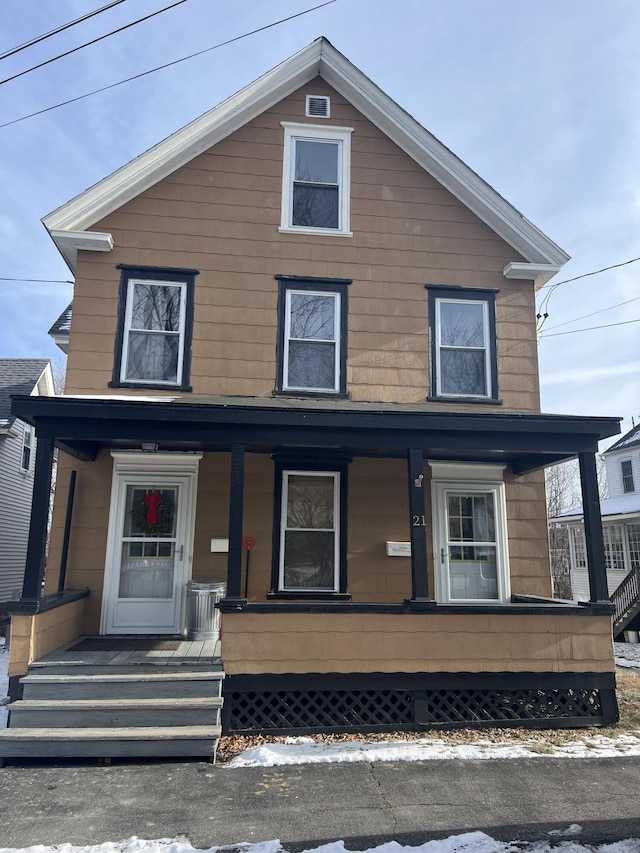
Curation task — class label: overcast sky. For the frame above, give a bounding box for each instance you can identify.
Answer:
[1,0,638,446]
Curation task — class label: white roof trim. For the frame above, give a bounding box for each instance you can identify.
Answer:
[50,229,113,271]
[43,38,569,273]
[503,262,564,290]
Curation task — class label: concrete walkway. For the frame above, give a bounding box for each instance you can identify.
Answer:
[2,757,640,849]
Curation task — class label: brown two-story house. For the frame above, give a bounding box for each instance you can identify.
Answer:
[3,38,621,760]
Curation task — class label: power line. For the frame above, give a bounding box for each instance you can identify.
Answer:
[0,277,73,284]
[0,0,129,62]
[0,0,337,130]
[0,0,189,87]
[539,318,640,338]
[541,296,640,333]
[536,254,640,333]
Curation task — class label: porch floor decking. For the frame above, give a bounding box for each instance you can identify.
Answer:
[31,636,223,669]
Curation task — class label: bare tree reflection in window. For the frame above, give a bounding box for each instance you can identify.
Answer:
[126,284,182,382]
[287,292,337,389]
[283,474,336,589]
[439,301,487,396]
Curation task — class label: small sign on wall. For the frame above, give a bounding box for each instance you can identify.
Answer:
[386,541,411,557]
[210,538,229,553]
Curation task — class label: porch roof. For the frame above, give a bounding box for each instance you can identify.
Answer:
[11,393,620,475]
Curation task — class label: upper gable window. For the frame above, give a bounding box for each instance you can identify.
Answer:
[621,459,635,494]
[111,266,197,392]
[426,286,499,404]
[279,122,353,237]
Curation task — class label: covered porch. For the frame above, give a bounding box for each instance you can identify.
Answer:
[5,393,622,734]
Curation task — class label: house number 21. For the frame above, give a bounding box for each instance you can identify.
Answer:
[412,515,426,527]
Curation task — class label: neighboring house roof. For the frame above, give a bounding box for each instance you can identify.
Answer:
[0,359,52,431]
[48,303,72,354]
[604,423,640,454]
[551,493,640,524]
[43,37,569,282]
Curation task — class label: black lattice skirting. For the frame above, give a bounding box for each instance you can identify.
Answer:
[222,671,618,734]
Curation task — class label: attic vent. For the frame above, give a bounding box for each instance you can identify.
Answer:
[306,95,330,118]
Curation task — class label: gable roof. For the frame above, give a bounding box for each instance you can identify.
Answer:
[44,38,569,282]
[604,422,640,455]
[48,303,72,354]
[0,359,52,431]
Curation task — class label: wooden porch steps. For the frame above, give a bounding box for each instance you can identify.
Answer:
[0,665,225,762]
[0,726,222,760]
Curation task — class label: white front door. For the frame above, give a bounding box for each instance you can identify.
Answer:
[102,453,201,634]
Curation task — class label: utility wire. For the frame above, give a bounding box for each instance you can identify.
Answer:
[0,0,129,62]
[0,0,337,130]
[539,318,640,338]
[0,277,73,284]
[541,296,640,333]
[0,0,189,87]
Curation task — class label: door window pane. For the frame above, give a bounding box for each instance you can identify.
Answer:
[119,485,177,599]
[446,491,498,600]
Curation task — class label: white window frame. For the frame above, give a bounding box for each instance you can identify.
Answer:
[283,289,340,392]
[434,297,492,399]
[279,469,340,592]
[279,122,353,237]
[621,459,635,494]
[20,422,33,473]
[120,278,187,385]
[430,461,510,604]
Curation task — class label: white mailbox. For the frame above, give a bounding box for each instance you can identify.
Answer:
[386,541,411,557]
[210,538,229,553]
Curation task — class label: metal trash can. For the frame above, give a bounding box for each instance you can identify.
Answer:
[185,579,227,641]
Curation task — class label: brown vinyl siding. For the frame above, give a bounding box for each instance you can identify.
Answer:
[47,452,552,633]
[64,77,536,410]
[221,612,614,675]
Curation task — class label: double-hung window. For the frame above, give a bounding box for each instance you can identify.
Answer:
[280,123,353,236]
[275,276,349,395]
[20,422,33,473]
[621,459,635,494]
[270,454,350,598]
[112,266,196,391]
[427,286,499,402]
[430,461,510,604]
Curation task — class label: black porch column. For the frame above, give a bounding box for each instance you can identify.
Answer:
[225,443,246,602]
[578,451,609,603]
[406,447,432,602]
[21,435,55,600]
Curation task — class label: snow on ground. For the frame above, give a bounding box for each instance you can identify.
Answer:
[614,640,640,669]
[1,832,640,853]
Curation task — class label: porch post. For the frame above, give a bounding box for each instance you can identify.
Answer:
[225,442,246,602]
[406,447,432,602]
[21,435,55,600]
[578,451,609,603]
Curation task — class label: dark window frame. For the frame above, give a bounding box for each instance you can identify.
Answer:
[110,265,197,392]
[269,450,350,599]
[621,459,635,494]
[274,275,351,397]
[426,284,500,405]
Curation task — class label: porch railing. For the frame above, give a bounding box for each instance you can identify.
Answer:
[612,565,640,634]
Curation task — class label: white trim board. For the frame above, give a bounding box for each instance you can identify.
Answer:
[43,38,569,276]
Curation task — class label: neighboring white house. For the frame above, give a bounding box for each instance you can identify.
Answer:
[551,422,640,602]
[0,359,54,602]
